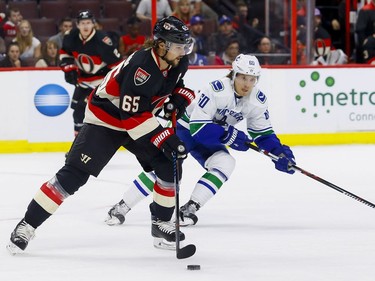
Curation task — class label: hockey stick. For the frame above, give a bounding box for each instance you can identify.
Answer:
[171,110,196,259]
[246,142,375,209]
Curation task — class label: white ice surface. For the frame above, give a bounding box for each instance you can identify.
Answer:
[1,145,375,281]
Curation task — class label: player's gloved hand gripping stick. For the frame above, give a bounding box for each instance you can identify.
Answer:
[246,142,375,209]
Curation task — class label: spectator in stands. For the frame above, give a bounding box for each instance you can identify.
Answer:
[12,20,41,64]
[314,8,331,43]
[219,39,240,65]
[170,0,201,16]
[0,12,5,25]
[119,16,146,59]
[35,40,60,67]
[172,0,192,25]
[2,7,23,41]
[49,18,73,49]
[188,37,208,65]
[170,0,217,20]
[207,15,247,55]
[355,0,375,63]
[361,27,375,64]
[0,37,6,58]
[256,36,288,65]
[189,15,208,55]
[0,42,27,68]
[233,1,259,30]
[232,1,263,52]
[136,0,172,21]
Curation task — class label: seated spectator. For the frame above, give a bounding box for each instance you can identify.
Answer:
[35,40,60,67]
[13,19,41,64]
[232,1,263,52]
[256,36,288,65]
[219,39,240,65]
[355,0,375,62]
[233,1,259,30]
[0,42,27,67]
[119,16,146,59]
[49,18,73,49]
[314,8,331,42]
[136,0,172,21]
[172,0,192,25]
[207,15,247,55]
[189,15,208,55]
[170,0,201,16]
[362,31,375,64]
[188,37,208,65]
[2,7,23,42]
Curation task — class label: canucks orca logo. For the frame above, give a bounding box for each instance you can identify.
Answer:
[34,84,70,117]
[256,90,266,103]
[210,80,224,92]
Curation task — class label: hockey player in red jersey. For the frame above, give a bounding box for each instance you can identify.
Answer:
[60,10,122,136]
[7,16,195,254]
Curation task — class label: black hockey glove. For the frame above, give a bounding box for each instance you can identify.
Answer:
[151,128,187,161]
[60,61,78,85]
[220,125,251,151]
[164,87,195,120]
[271,145,296,174]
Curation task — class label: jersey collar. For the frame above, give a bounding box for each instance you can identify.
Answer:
[151,48,172,73]
[79,28,96,44]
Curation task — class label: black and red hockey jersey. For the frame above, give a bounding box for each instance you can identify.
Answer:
[84,47,189,141]
[60,28,122,88]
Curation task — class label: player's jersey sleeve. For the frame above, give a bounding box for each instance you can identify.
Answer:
[96,31,122,69]
[189,80,227,145]
[244,88,275,141]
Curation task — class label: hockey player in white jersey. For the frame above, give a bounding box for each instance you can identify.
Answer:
[106,54,296,227]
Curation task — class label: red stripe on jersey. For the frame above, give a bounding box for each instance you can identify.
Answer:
[87,94,123,128]
[88,93,154,130]
[72,51,102,64]
[105,72,120,97]
[120,112,154,130]
[40,183,63,205]
[154,182,175,197]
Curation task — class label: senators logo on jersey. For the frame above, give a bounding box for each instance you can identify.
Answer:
[134,67,151,86]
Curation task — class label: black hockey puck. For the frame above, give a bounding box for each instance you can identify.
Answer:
[187,264,201,270]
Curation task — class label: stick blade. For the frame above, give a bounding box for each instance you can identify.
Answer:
[177,244,196,259]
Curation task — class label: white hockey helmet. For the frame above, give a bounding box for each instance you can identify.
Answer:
[232,54,261,83]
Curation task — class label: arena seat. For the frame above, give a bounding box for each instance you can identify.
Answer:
[70,1,101,18]
[103,1,133,21]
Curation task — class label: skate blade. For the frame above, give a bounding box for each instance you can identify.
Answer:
[153,238,186,251]
[6,241,23,255]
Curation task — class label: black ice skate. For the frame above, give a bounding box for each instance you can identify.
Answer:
[7,218,35,255]
[152,216,185,250]
[179,200,200,226]
[105,199,131,226]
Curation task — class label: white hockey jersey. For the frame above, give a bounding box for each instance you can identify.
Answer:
[188,77,275,141]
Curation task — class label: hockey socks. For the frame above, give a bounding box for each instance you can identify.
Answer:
[122,171,155,208]
[190,170,226,207]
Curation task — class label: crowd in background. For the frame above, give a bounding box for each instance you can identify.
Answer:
[0,0,374,68]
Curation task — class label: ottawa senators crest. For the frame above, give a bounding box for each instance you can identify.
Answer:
[102,36,113,46]
[134,67,151,86]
